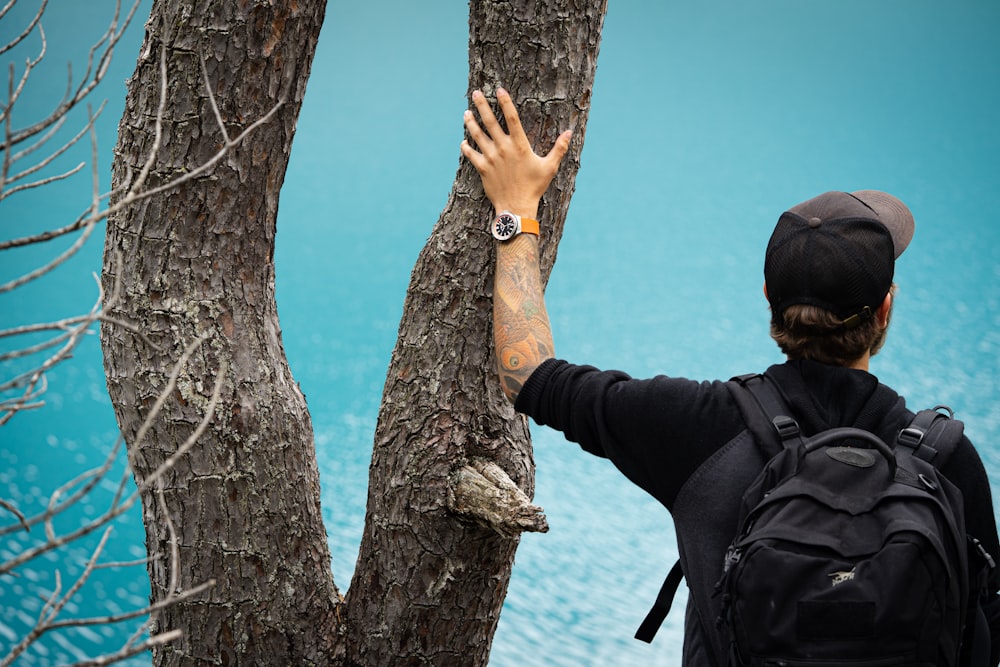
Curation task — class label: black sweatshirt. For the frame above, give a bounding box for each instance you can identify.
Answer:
[516,357,1000,666]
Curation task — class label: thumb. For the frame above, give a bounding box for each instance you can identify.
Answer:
[544,130,573,169]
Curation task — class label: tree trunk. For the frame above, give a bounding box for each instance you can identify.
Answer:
[103,0,606,664]
[101,1,340,665]
[344,1,607,664]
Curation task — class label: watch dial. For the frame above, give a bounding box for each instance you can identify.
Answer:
[493,214,517,239]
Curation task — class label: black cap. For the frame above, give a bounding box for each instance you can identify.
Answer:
[764,190,914,328]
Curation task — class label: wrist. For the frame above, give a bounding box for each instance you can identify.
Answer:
[493,202,539,220]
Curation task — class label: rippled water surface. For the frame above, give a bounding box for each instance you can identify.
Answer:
[3,1,998,665]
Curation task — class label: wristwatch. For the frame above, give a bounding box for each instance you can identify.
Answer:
[490,211,539,241]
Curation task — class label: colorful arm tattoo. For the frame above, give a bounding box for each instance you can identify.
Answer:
[493,234,554,402]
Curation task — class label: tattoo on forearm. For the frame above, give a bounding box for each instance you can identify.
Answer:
[494,236,554,401]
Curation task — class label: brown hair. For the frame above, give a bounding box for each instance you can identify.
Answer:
[770,289,893,367]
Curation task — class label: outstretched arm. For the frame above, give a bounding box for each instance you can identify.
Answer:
[461,88,572,403]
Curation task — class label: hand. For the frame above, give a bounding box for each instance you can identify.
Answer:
[461,87,572,220]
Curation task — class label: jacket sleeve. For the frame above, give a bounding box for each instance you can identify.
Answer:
[514,358,743,509]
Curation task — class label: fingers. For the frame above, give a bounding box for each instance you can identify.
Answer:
[463,88,571,157]
[464,88,526,148]
[462,109,488,162]
[494,88,524,142]
[460,138,484,171]
[470,89,504,141]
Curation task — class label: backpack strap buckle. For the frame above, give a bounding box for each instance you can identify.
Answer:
[897,421,940,463]
[772,415,800,441]
[897,426,926,448]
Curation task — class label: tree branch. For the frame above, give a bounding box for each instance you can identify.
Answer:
[1,334,226,665]
[450,459,549,538]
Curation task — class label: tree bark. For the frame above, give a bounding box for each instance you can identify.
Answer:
[344,1,607,664]
[101,1,339,665]
[103,0,606,664]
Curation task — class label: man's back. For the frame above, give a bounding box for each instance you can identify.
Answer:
[517,358,1000,665]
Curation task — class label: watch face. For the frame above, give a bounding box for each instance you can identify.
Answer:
[492,213,518,240]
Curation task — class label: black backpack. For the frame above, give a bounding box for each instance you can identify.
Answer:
[636,373,993,666]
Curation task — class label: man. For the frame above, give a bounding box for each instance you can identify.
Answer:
[461,88,1000,665]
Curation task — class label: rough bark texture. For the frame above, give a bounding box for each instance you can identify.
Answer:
[103,0,606,664]
[101,1,339,665]
[343,1,607,665]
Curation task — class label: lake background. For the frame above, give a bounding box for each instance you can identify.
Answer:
[2,1,998,665]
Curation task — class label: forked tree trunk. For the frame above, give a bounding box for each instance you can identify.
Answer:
[102,0,606,665]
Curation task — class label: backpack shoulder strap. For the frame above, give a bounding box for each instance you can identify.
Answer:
[727,373,803,458]
[634,560,684,643]
[634,373,792,645]
[896,405,964,467]
[896,406,994,666]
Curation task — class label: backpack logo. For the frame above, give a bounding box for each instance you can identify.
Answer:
[826,445,876,467]
[828,568,855,586]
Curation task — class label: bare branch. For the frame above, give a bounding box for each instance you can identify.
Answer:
[0,334,226,573]
[201,53,230,143]
[129,333,211,460]
[0,373,46,419]
[0,0,19,27]
[2,21,48,190]
[0,279,104,424]
[0,209,98,293]
[0,0,47,57]
[0,100,105,202]
[2,158,84,196]
[1,467,133,574]
[126,44,167,197]
[62,630,183,667]
[156,478,180,594]
[116,96,286,209]
[0,70,280,255]
[0,439,121,538]
[94,556,151,570]
[136,346,229,494]
[4,0,141,149]
[2,507,213,666]
[1,334,225,664]
[0,497,28,531]
[0,272,161,366]
[0,315,96,361]
[0,208,89,249]
[48,580,215,633]
[0,40,280,423]
[0,527,113,667]
[118,48,286,209]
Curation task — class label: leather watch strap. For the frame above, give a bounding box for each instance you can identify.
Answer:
[519,218,539,236]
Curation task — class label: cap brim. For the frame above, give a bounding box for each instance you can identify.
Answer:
[849,190,914,258]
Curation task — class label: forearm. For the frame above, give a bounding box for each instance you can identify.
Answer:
[493,233,554,403]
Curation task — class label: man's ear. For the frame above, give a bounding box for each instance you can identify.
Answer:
[763,282,769,300]
[876,291,893,328]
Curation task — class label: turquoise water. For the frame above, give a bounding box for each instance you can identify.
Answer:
[2,1,998,665]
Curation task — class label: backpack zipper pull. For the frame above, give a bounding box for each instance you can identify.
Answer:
[723,544,742,574]
[714,544,742,597]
